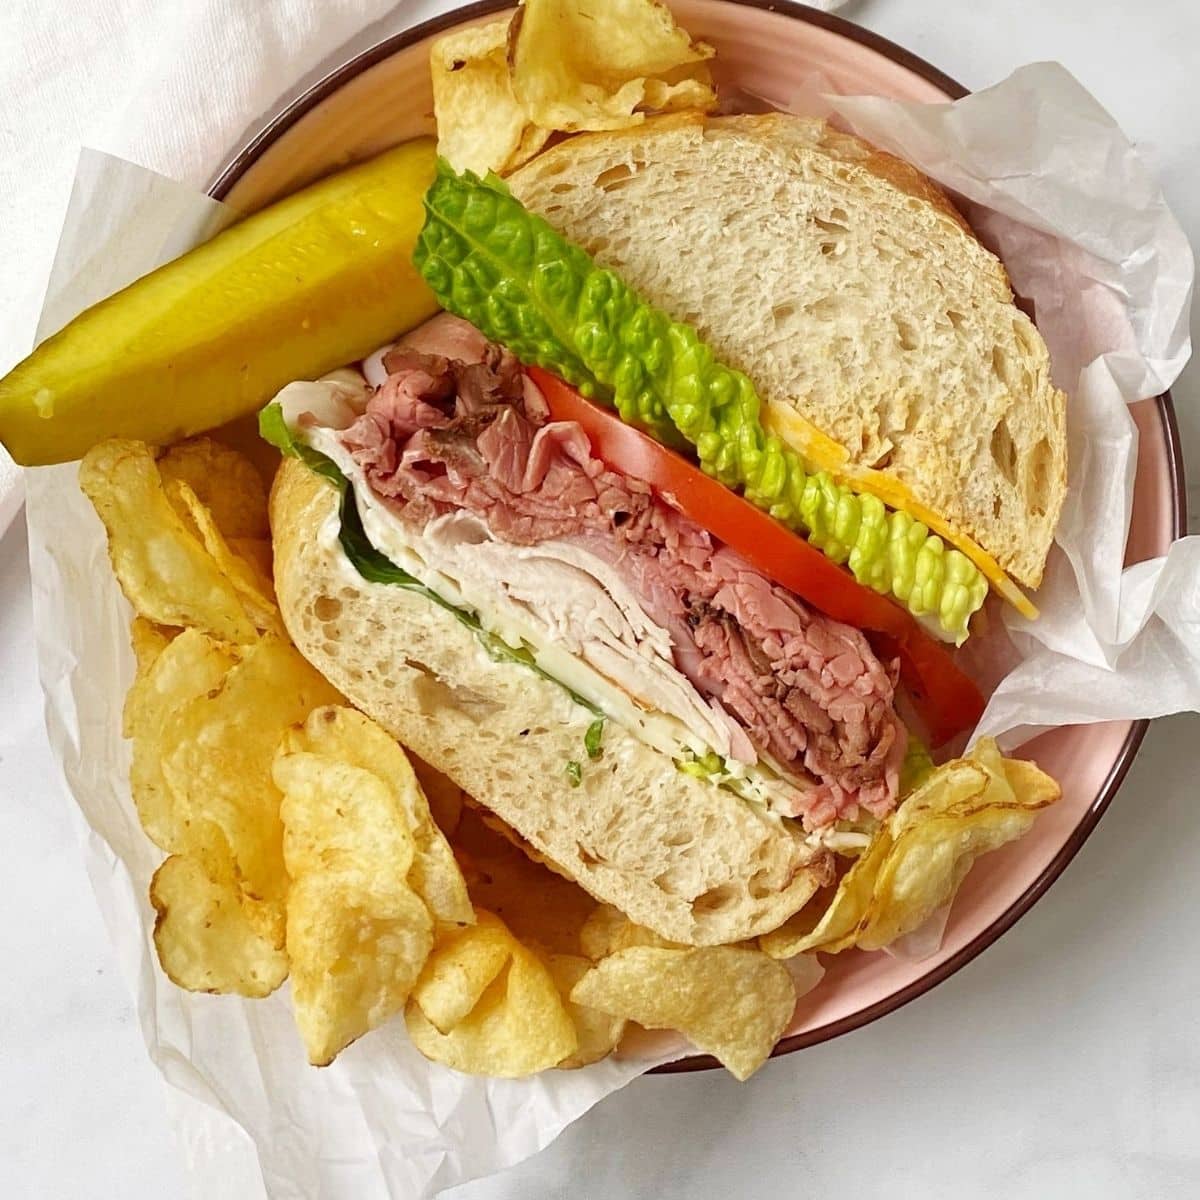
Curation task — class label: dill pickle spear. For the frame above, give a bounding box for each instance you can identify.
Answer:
[0,139,439,465]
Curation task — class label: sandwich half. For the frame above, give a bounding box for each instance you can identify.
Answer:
[508,113,1067,596]
[264,116,1065,946]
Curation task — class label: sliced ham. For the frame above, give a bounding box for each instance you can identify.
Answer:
[342,315,906,827]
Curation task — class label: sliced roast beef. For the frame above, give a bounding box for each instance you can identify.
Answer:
[342,315,906,827]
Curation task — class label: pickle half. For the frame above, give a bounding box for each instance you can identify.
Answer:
[0,139,439,465]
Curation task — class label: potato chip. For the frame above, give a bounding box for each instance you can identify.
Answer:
[281,707,473,926]
[160,635,343,947]
[273,750,435,1065]
[123,618,178,739]
[150,854,288,998]
[510,0,716,132]
[410,754,466,838]
[129,616,175,674]
[544,953,626,1068]
[227,538,275,594]
[410,912,514,1035]
[166,478,283,637]
[432,19,542,177]
[453,806,597,954]
[80,439,257,643]
[761,739,1060,959]
[275,754,417,879]
[855,808,1036,951]
[126,629,239,849]
[759,839,892,960]
[579,904,682,959]
[642,71,716,113]
[505,123,552,174]
[406,908,577,1076]
[157,437,269,539]
[571,945,795,1080]
[1003,756,1063,810]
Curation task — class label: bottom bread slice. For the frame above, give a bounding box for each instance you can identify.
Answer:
[270,459,829,945]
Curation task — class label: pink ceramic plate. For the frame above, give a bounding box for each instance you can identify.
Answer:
[209,0,1186,1069]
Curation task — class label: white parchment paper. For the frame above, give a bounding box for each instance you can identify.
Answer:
[23,63,1196,1198]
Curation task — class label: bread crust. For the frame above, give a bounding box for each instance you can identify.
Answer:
[270,460,829,946]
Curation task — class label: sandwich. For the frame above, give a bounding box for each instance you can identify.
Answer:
[263,112,1067,947]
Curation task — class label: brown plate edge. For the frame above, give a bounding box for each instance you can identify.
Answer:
[202,0,1188,1071]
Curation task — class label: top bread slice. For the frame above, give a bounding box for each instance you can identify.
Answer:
[508,113,1067,588]
[270,459,829,946]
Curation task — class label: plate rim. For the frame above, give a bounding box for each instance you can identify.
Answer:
[204,0,1188,1071]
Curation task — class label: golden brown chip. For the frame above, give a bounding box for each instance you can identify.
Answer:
[579,904,682,960]
[510,0,716,132]
[281,707,473,926]
[762,739,1060,959]
[150,854,288,999]
[126,629,240,849]
[129,616,175,674]
[157,437,270,539]
[410,912,514,1035]
[80,439,257,643]
[505,123,553,174]
[273,750,435,1065]
[571,945,795,1080]
[406,908,577,1076]
[453,806,597,954]
[123,618,179,739]
[545,953,626,1068]
[410,754,466,838]
[166,479,283,637]
[160,636,343,948]
[227,538,275,595]
[855,808,1036,951]
[432,19,541,176]
[759,836,893,960]
[1003,757,1063,809]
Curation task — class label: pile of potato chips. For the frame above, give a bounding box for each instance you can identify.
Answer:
[432,0,718,176]
[81,432,1060,1079]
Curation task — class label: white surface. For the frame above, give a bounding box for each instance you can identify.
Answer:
[1,1,1198,1198]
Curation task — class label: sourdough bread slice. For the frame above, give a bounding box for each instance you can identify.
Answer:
[270,459,828,945]
[508,113,1067,588]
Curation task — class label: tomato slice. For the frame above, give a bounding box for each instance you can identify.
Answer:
[528,366,984,745]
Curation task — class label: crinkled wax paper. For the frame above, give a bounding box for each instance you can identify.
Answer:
[23,62,1195,1199]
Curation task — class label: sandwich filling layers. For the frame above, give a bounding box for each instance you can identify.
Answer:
[276,315,908,832]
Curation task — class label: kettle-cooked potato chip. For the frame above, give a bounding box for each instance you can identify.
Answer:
[406,908,577,1076]
[760,739,1061,960]
[129,616,175,676]
[410,911,514,1035]
[126,628,239,848]
[281,707,473,926]
[157,436,269,539]
[80,439,257,643]
[431,19,548,177]
[151,854,289,999]
[166,478,283,637]
[510,0,716,132]
[273,750,435,1065]
[544,953,626,1068]
[161,636,343,948]
[571,945,795,1080]
[410,754,466,838]
[578,904,683,959]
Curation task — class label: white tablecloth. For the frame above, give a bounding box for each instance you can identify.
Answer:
[1,1,1197,1197]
